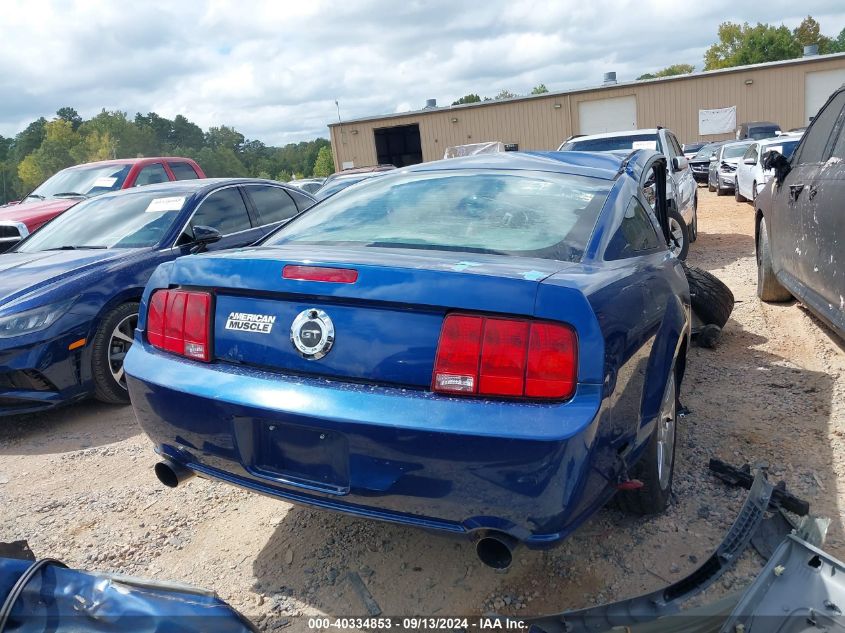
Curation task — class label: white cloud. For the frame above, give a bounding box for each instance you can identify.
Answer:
[1,0,844,145]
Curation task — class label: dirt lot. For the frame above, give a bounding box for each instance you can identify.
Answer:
[2,187,844,630]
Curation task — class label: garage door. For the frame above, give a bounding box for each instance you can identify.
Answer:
[578,96,637,134]
[805,68,845,124]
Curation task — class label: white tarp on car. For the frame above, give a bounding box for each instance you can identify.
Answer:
[699,106,737,135]
[443,142,505,159]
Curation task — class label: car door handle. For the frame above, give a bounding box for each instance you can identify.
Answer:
[789,183,804,201]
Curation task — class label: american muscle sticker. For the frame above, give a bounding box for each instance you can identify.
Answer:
[224,312,276,334]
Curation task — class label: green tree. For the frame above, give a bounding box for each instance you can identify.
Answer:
[704,21,801,70]
[134,112,173,151]
[531,84,549,94]
[193,147,248,178]
[494,89,518,100]
[206,125,245,152]
[56,106,82,130]
[13,117,47,163]
[792,15,836,53]
[170,115,204,150]
[452,93,481,105]
[637,63,694,80]
[312,146,334,177]
[834,27,845,53]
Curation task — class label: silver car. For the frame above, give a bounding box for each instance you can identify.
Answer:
[708,141,754,196]
[560,128,698,257]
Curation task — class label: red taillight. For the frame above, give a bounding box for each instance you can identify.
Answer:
[283,265,358,283]
[146,289,211,362]
[432,314,577,400]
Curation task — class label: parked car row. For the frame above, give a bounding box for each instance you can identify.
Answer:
[0,157,205,252]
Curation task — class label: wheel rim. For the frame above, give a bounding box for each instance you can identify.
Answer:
[656,372,677,490]
[668,218,684,256]
[109,313,137,390]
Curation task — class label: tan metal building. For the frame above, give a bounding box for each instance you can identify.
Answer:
[329,52,845,171]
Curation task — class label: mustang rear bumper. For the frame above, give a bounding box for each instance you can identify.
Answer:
[125,342,607,547]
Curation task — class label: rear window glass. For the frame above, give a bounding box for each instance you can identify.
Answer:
[561,134,658,152]
[748,126,779,140]
[266,170,611,262]
[693,144,719,160]
[168,161,199,180]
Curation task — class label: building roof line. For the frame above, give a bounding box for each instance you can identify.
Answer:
[329,51,845,127]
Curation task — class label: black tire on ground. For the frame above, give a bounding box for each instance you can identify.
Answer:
[91,302,139,404]
[682,261,735,328]
[734,179,746,202]
[615,369,677,515]
[708,181,716,193]
[756,217,792,302]
[716,182,728,196]
[667,208,690,260]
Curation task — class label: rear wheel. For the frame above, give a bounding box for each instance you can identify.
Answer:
[708,178,716,193]
[92,302,139,404]
[667,208,689,260]
[734,179,746,202]
[716,181,728,196]
[616,369,677,515]
[756,217,792,302]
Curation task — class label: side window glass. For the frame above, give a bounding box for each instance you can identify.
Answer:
[187,188,252,237]
[796,91,845,164]
[641,166,658,211]
[830,125,845,160]
[743,146,755,161]
[244,185,299,225]
[288,189,316,211]
[606,197,662,260]
[134,164,169,186]
[168,161,199,180]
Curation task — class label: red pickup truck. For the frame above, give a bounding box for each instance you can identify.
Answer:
[0,157,205,252]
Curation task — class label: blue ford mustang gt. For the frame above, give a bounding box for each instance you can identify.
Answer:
[0,178,314,415]
[126,151,690,566]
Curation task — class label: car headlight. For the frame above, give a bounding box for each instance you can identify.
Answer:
[0,299,74,338]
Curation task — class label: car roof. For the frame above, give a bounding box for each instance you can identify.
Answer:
[400,151,631,181]
[568,128,660,141]
[63,157,196,169]
[79,178,305,201]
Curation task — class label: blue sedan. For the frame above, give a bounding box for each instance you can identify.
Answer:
[0,178,314,415]
[126,152,690,567]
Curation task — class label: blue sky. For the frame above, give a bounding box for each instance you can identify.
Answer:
[1,0,844,145]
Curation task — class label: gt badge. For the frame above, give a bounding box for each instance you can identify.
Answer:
[290,309,334,360]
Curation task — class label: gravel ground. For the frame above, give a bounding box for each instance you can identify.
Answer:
[2,187,844,630]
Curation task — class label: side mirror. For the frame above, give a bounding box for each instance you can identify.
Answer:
[671,156,688,171]
[190,225,222,254]
[743,157,757,165]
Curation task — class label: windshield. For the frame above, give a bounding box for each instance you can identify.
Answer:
[17,189,191,252]
[26,164,131,200]
[723,144,752,159]
[749,126,779,140]
[693,143,720,160]
[561,133,659,152]
[266,170,611,262]
[763,140,800,160]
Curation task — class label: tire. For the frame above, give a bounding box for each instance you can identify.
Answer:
[667,208,690,260]
[734,179,746,202]
[91,302,139,404]
[756,217,792,302]
[616,369,677,515]
[682,261,735,328]
[716,182,728,196]
[708,180,716,193]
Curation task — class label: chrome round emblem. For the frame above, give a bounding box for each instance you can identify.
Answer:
[290,309,334,360]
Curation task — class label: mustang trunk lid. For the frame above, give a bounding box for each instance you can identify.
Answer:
[167,245,576,388]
